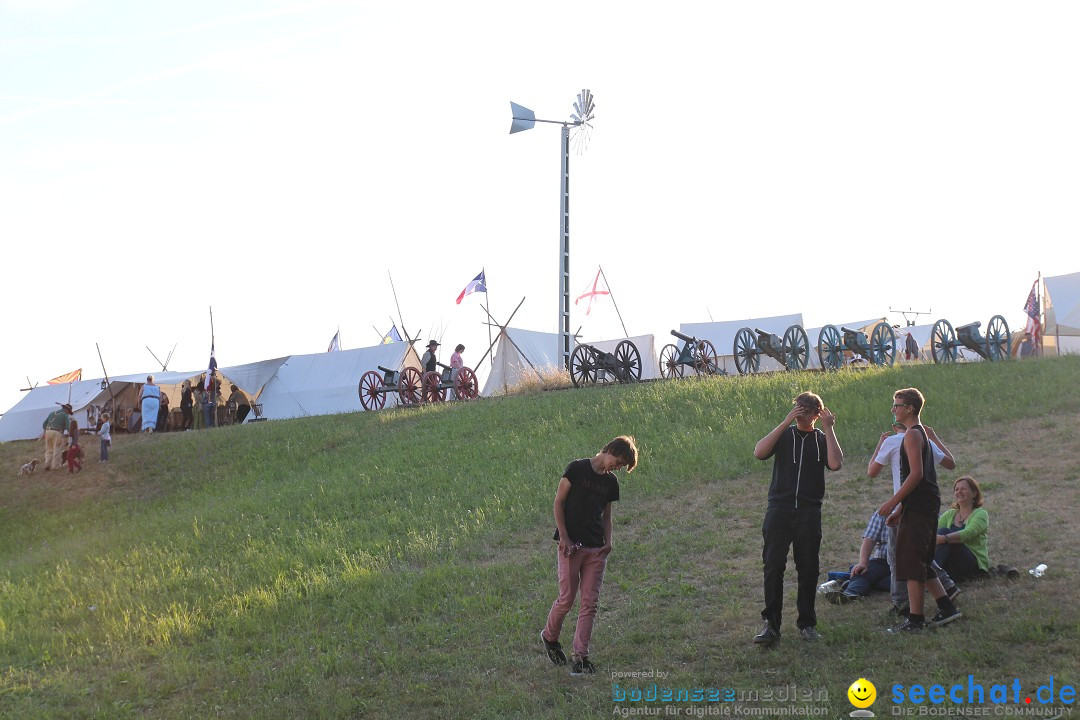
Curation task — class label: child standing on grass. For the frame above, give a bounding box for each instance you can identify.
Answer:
[99,413,111,463]
[877,388,962,632]
[541,436,638,676]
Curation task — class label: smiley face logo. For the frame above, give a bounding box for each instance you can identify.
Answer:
[848,678,877,709]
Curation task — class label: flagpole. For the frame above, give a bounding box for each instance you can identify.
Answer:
[484,267,493,367]
[599,266,629,338]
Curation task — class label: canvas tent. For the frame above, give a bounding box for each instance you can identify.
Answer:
[0,358,290,442]
[1044,271,1080,355]
[256,342,420,420]
[680,313,804,374]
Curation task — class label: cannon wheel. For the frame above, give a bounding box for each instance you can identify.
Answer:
[570,345,596,388]
[870,322,897,367]
[733,327,760,375]
[817,325,843,370]
[694,339,720,376]
[931,319,958,364]
[397,367,423,406]
[453,367,479,400]
[659,343,683,379]
[985,315,1011,361]
[358,370,386,411]
[422,371,446,403]
[613,340,643,383]
[782,325,810,371]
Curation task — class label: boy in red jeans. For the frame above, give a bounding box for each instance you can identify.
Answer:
[541,436,638,676]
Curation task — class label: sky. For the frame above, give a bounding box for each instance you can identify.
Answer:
[2,0,1078,416]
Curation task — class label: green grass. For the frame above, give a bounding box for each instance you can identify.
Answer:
[2,356,1079,718]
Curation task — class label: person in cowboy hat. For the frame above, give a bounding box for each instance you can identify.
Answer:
[421,340,440,374]
[41,403,74,470]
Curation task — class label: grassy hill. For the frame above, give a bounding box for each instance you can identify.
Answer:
[2,357,1078,719]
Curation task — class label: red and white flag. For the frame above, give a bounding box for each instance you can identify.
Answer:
[47,369,82,385]
[1023,278,1042,352]
[575,267,610,316]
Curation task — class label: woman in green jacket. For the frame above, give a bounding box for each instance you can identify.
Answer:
[935,476,990,580]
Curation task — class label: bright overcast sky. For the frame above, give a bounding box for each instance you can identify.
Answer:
[2,0,1078,415]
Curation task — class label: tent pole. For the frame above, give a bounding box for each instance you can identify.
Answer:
[475,297,526,369]
[599,266,629,338]
[484,267,493,367]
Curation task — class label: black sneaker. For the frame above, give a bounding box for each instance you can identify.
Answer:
[929,608,962,627]
[946,585,962,602]
[887,618,928,634]
[753,621,780,645]
[570,656,596,676]
[541,631,567,665]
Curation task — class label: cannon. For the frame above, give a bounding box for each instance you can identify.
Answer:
[659,330,722,378]
[815,321,896,370]
[569,341,642,388]
[422,361,480,402]
[732,325,810,375]
[929,315,1010,364]
[358,365,425,410]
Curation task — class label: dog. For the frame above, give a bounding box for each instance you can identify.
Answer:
[19,459,40,475]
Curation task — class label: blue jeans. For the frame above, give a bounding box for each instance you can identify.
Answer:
[100,438,109,462]
[204,401,215,428]
[846,558,891,596]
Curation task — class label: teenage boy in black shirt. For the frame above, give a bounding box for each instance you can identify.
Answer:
[753,391,842,644]
[541,436,638,676]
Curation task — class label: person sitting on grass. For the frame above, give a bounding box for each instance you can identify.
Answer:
[541,436,638,677]
[936,476,991,581]
[825,511,891,604]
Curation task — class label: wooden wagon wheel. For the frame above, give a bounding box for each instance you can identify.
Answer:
[422,371,445,403]
[817,325,844,370]
[870,322,897,367]
[693,339,719,376]
[782,325,810,371]
[931,319,958,364]
[659,343,683,379]
[397,367,423,406]
[733,327,760,375]
[569,345,596,388]
[453,367,479,400]
[613,340,642,383]
[358,370,386,411]
[985,315,1011,361]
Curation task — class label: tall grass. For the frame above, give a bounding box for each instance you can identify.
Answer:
[1,356,1078,718]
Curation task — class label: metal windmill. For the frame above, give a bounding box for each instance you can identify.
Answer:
[509,89,596,370]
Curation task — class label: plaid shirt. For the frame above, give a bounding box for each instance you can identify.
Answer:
[862,512,888,562]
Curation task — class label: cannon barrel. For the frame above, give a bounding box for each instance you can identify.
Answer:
[840,327,860,335]
[436,361,452,370]
[377,365,395,374]
[670,329,696,343]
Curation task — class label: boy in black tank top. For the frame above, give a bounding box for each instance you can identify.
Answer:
[877,388,961,632]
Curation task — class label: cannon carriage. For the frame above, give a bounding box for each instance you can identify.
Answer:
[929,315,1011,364]
[569,340,642,387]
[422,362,480,402]
[815,321,897,370]
[659,330,722,378]
[358,365,423,410]
[731,325,810,375]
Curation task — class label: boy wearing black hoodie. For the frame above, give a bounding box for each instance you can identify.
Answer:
[752,391,842,644]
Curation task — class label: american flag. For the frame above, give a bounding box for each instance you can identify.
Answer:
[205,343,217,390]
[1023,279,1042,353]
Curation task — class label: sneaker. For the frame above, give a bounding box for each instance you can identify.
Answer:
[753,622,780,645]
[946,585,962,602]
[541,631,567,665]
[799,627,821,641]
[887,618,928,634]
[929,608,962,627]
[570,656,596,676]
[826,590,860,605]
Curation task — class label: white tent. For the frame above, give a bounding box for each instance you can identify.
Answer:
[679,313,804,374]
[0,378,112,442]
[256,342,420,420]
[1044,271,1080,354]
[481,328,563,396]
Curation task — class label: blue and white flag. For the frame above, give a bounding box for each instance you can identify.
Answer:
[327,330,341,352]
